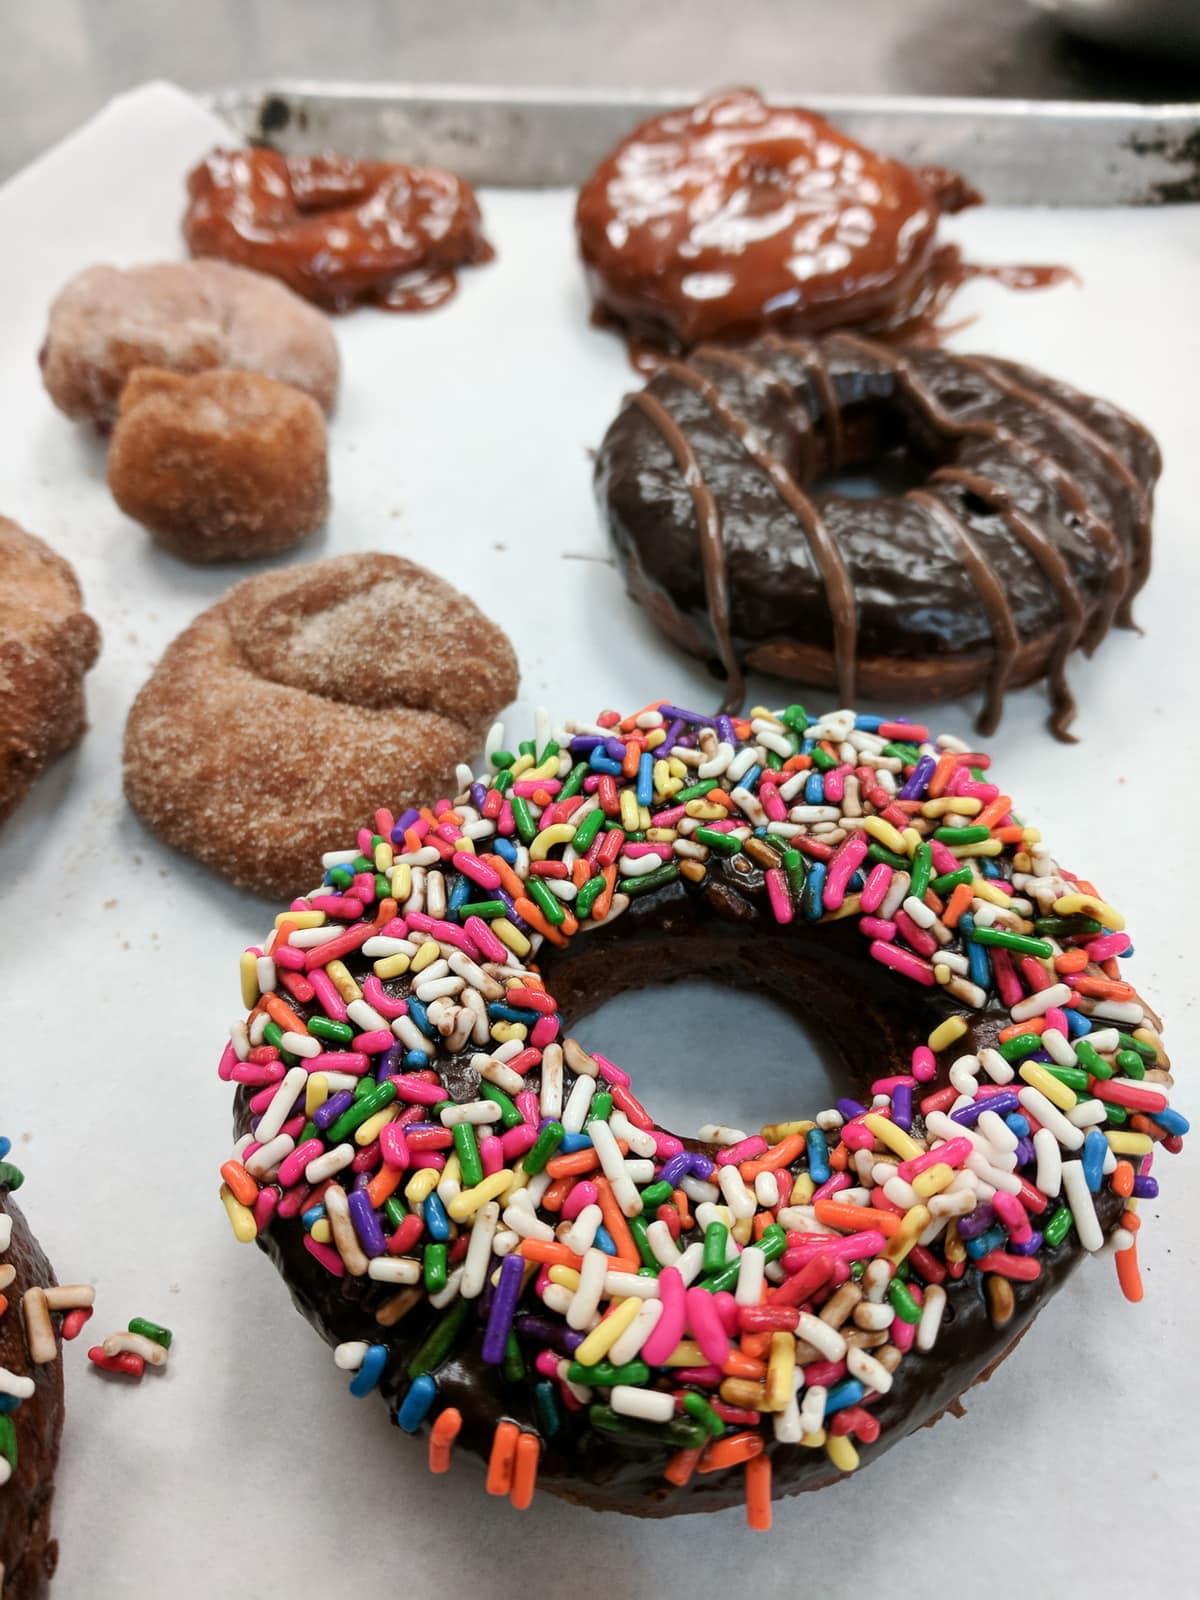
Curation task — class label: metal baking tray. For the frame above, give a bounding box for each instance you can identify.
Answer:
[208,81,1200,205]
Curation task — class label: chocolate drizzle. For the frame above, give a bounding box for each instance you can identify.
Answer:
[596,333,1160,738]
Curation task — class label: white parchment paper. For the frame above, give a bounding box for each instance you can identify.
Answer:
[0,82,1197,1598]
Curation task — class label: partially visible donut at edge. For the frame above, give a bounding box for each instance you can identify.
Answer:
[107,368,330,563]
[0,519,101,825]
[122,554,519,897]
[39,260,339,427]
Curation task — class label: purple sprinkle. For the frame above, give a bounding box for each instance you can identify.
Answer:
[377,1041,405,1084]
[891,1084,913,1134]
[716,714,736,744]
[951,1091,1019,1127]
[837,1098,867,1121]
[390,808,421,843]
[313,1090,354,1131]
[568,736,605,756]
[470,782,488,812]
[514,1314,584,1356]
[604,737,627,763]
[956,1202,997,1241]
[899,754,937,801]
[352,1171,372,1193]
[656,705,718,728]
[1010,1230,1044,1256]
[1013,1136,1036,1167]
[660,1153,692,1188]
[347,1189,387,1257]
[482,1253,525,1364]
[1131,1176,1159,1199]
[687,1152,716,1182]
[497,888,530,933]
[660,719,684,751]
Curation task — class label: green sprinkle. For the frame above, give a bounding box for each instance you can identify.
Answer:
[462,899,507,920]
[627,1214,658,1270]
[452,1123,483,1187]
[867,842,910,872]
[971,928,1054,959]
[639,1181,673,1209]
[128,1316,172,1349]
[783,847,808,897]
[0,1161,25,1193]
[998,1032,1044,1062]
[618,863,680,898]
[309,1015,354,1045]
[560,761,589,800]
[675,779,718,803]
[518,740,536,758]
[534,1378,564,1437]
[1116,1031,1156,1061]
[526,876,566,926]
[693,827,742,856]
[810,747,838,772]
[781,704,810,733]
[765,750,784,771]
[909,842,933,901]
[888,1279,921,1324]
[262,1020,285,1050]
[494,769,513,794]
[569,1359,650,1387]
[587,1091,613,1123]
[1033,915,1103,939]
[1041,1063,1090,1094]
[884,741,923,765]
[502,1332,526,1384]
[682,1392,726,1438]
[934,826,991,845]
[571,808,605,853]
[931,866,973,897]
[0,1416,15,1471]
[522,1120,565,1177]
[1115,1049,1146,1080]
[1074,1039,1112,1080]
[537,739,560,766]
[480,1082,524,1129]
[327,1081,397,1144]
[699,1259,740,1296]
[587,1405,707,1451]
[423,1242,448,1294]
[384,1196,408,1230]
[510,795,538,845]
[1044,1204,1074,1247]
[759,1223,787,1264]
[703,1221,729,1275]
[575,876,607,920]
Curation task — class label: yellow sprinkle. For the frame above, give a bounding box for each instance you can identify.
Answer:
[491,1021,528,1044]
[1132,1027,1168,1066]
[679,860,706,884]
[638,805,653,831]
[493,918,532,957]
[373,953,410,980]
[374,841,394,872]
[528,754,559,781]
[356,1108,396,1147]
[799,1428,827,1449]
[618,790,640,832]
[944,1224,966,1264]
[1019,1061,1077,1112]
[652,759,673,793]
[825,1434,860,1472]
[1053,892,1124,931]
[920,797,982,818]
[1105,1131,1154,1157]
[510,754,535,779]
[530,823,576,861]
[548,1264,581,1293]
[645,728,666,749]
[685,800,725,820]
[1021,827,1042,844]
[933,964,952,985]
[950,840,1004,858]
[1013,852,1033,873]
[447,1170,514,1221]
[305,1073,329,1117]
[411,940,441,974]
[219,1184,257,1243]
[883,1205,931,1266]
[646,828,678,843]
[274,909,326,930]
[970,878,1014,907]
[863,1114,923,1163]
[239,951,260,1011]
[761,1120,816,1143]
[819,893,863,923]
[731,1217,753,1246]
[765,1332,796,1412]
[326,960,361,1004]
[310,1219,332,1244]
[389,863,413,902]
[900,827,923,858]
[912,1163,955,1199]
[720,1378,769,1411]
[664,1340,707,1367]
[863,815,907,855]
[789,1173,816,1206]
[454,836,476,856]
[667,757,688,779]
[749,705,777,721]
[405,1168,441,1206]
[928,1016,969,1053]
[574,1296,640,1366]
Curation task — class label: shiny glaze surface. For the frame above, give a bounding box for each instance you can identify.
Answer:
[596,333,1160,737]
[237,853,1117,1516]
[184,148,494,313]
[575,89,981,348]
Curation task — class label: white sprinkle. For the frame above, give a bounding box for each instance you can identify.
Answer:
[1017,1087,1085,1151]
[611,1385,675,1423]
[367,1257,422,1285]
[334,1341,369,1370]
[795,1313,846,1362]
[846,1345,893,1394]
[916,1284,948,1352]
[1061,1161,1104,1251]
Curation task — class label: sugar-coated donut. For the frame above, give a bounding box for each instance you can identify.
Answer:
[123,554,518,897]
[107,367,329,563]
[215,698,1180,1522]
[0,519,101,825]
[595,334,1159,740]
[0,1148,65,1600]
[40,260,339,427]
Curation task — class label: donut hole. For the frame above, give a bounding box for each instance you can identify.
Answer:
[810,395,955,499]
[815,445,933,500]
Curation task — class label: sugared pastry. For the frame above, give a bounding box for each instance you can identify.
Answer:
[183,149,494,313]
[0,520,101,824]
[0,1145,66,1600]
[123,554,518,897]
[576,89,1048,351]
[595,334,1159,738]
[107,368,329,563]
[40,260,339,427]
[213,700,1181,1523]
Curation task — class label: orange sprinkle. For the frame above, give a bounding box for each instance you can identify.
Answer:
[697,1431,764,1474]
[514,897,571,948]
[403,827,423,855]
[1112,1160,1135,1199]
[993,825,1024,843]
[519,1240,583,1270]
[592,865,618,922]
[722,1350,767,1381]
[943,882,975,929]
[0,1295,7,1318]
[621,742,642,779]
[1072,975,1137,1001]
[1121,1209,1142,1234]
[923,889,945,917]
[738,1332,771,1362]
[510,1431,541,1509]
[828,1142,849,1172]
[814,1199,903,1237]
[998,1016,1048,1043]
[486,854,528,901]
[372,896,398,930]
[220,1160,258,1207]
[751,1211,775,1241]
[571,858,590,890]
[1128,1114,1169,1143]
[671,1188,693,1228]
[1054,948,1090,974]
[264,994,307,1035]
[366,1163,405,1210]
[745,1451,773,1531]
[620,699,666,733]
[485,1421,520,1495]
[742,1135,805,1178]
[1116,1242,1143,1303]
[275,918,299,948]
[595,1175,638,1264]
[926,753,958,799]
[540,1177,573,1213]
[428,1407,462,1473]
[664,1446,704,1487]
[545,1147,602,1179]
[975,794,1014,832]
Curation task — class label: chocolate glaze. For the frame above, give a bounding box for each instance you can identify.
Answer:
[0,1188,62,1597]
[575,89,1069,354]
[595,333,1160,738]
[184,149,494,314]
[236,851,1122,1517]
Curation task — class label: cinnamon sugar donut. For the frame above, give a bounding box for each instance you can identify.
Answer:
[107,368,329,563]
[0,519,100,824]
[123,554,518,896]
[40,260,339,427]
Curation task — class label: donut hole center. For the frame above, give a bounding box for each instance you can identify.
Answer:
[809,395,957,499]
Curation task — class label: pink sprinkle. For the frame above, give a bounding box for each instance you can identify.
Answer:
[897,1137,971,1181]
[534,1349,560,1380]
[501,1124,538,1161]
[783,1230,886,1265]
[271,943,306,971]
[302,1235,345,1277]
[531,1014,561,1049]
[253,1188,278,1233]
[594,1054,630,1088]
[497,801,516,837]
[859,863,893,914]
[712,1291,740,1337]
[454,852,502,890]
[871,1074,917,1096]
[1019,954,1057,993]
[823,832,868,911]
[515,1090,540,1125]
[277,1139,323,1188]
[860,915,896,942]
[992,1190,1032,1243]
[310,1051,370,1076]
[352,1028,394,1055]
[278,1115,306,1143]
[561,1181,599,1220]
[891,1284,922,1352]
[766,867,794,925]
[651,804,687,828]
[686,1286,730,1366]
[276,1183,312,1219]
[217,1041,238,1081]
[1086,931,1131,962]
[479,1135,504,1177]
[759,782,788,822]
[801,1359,846,1388]
[362,977,408,1020]
[929,839,959,875]
[410,1153,446,1172]
[716,1136,769,1166]
[309,894,363,918]
[380,1123,411,1170]
[893,910,938,958]
[812,1172,852,1203]
[911,1045,937,1083]
[623,842,671,859]
[823,765,848,803]
[675,1365,725,1386]
[391,1075,446,1105]
[990,948,1024,1007]
[650,1131,684,1161]
[231,1061,285,1086]
[1043,1006,1070,1036]
[463,916,507,963]
[840,1119,877,1152]
[308,969,348,1020]
[513,778,561,797]
[642,1268,687,1366]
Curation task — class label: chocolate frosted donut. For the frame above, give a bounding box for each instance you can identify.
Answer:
[595,335,1160,738]
[0,1152,64,1599]
[214,700,1179,1522]
[576,89,983,349]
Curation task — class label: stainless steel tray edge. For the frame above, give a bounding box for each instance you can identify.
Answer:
[208,80,1200,204]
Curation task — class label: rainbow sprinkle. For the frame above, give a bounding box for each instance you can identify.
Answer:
[217,700,1184,1523]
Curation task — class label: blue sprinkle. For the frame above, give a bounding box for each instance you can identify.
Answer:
[824,1378,866,1415]
[1005,1113,1030,1139]
[349,1344,389,1398]
[406,997,436,1039]
[301,1203,327,1229]
[396,1372,438,1431]
[0,1395,20,1414]
[594,1225,618,1256]
[1152,1107,1189,1137]
[966,1224,1007,1260]
[589,745,623,776]
[403,1049,430,1071]
[805,772,825,804]
[741,764,762,791]
[494,837,519,865]
[801,862,827,922]
[558,1132,593,1154]
[854,715,885,731]
[805,1127,830,1186]
[1065,1009,1092,1039]
[447,875,471,920]
[423,1191,451,1242]
[0,1138,9,1160]
[488,1001,542,1026]
[636,752,654,809]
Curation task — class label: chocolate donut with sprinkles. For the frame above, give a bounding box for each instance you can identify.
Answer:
[216,700,1183,1523]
